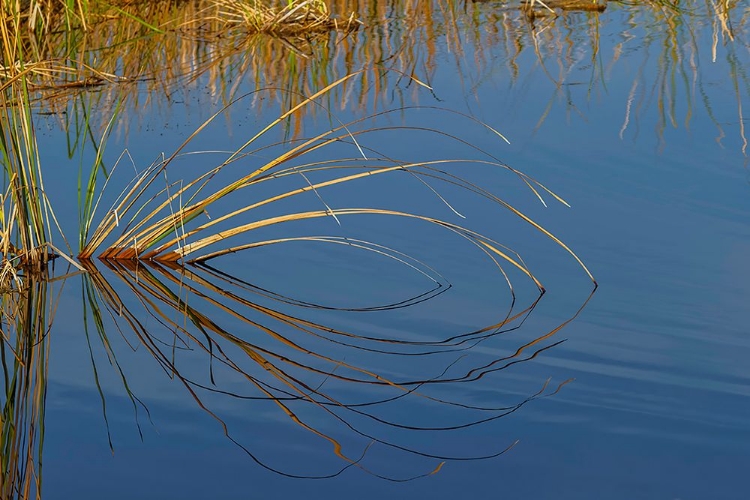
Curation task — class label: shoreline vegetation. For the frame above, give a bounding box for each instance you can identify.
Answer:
[4,1,747,148]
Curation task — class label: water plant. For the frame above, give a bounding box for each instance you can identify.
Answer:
[0,7,59,273]
[0,0,359,270]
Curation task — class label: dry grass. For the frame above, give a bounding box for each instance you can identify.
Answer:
[75,69,593,290]
[215,0,361,35]
[66,64,596,480]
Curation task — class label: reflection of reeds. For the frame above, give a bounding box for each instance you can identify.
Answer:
[480,0,748,153]
[79,246,594,479]
[0,270,58,500]
[17,0,742,156]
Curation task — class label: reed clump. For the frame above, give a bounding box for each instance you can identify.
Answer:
[0,5,60,271]
[4,0,359,41]
[215,0,361,35]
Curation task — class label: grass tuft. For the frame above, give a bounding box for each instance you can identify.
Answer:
[216,0,361,35]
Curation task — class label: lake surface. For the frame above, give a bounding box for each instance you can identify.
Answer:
[24,1,750,499]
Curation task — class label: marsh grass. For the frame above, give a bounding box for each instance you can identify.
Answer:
[0,8,61,271]
[75,70,593,289]
[0,0,362,267]
[215,0,361,35]
[5,0,355,37]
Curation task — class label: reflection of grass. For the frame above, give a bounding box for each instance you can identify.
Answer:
[466,1,749,153]
[3,1,741,160]
[16,0,742,156]
[78,239,593,479]
[0,271,57,500]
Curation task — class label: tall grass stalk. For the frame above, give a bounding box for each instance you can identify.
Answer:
[0,5,58,267]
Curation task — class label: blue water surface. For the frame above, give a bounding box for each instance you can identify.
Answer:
[37,3,750,499]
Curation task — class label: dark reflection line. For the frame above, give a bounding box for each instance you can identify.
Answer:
[96,258,578,399]
[172,261,585,430]
[183,343,570,431]
[196,258,451,312]
[183,352,464,407]
[147,260,538,388]
[187,226,536,349]
[192,257,538,357]
[395,286,597,385]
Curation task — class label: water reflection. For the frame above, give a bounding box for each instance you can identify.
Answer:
[26,0,748,156]
[75,247,593,481]
[0,45,604,492]
[1,270,55,500]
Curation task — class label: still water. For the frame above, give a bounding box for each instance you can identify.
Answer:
[28,1,750,499]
